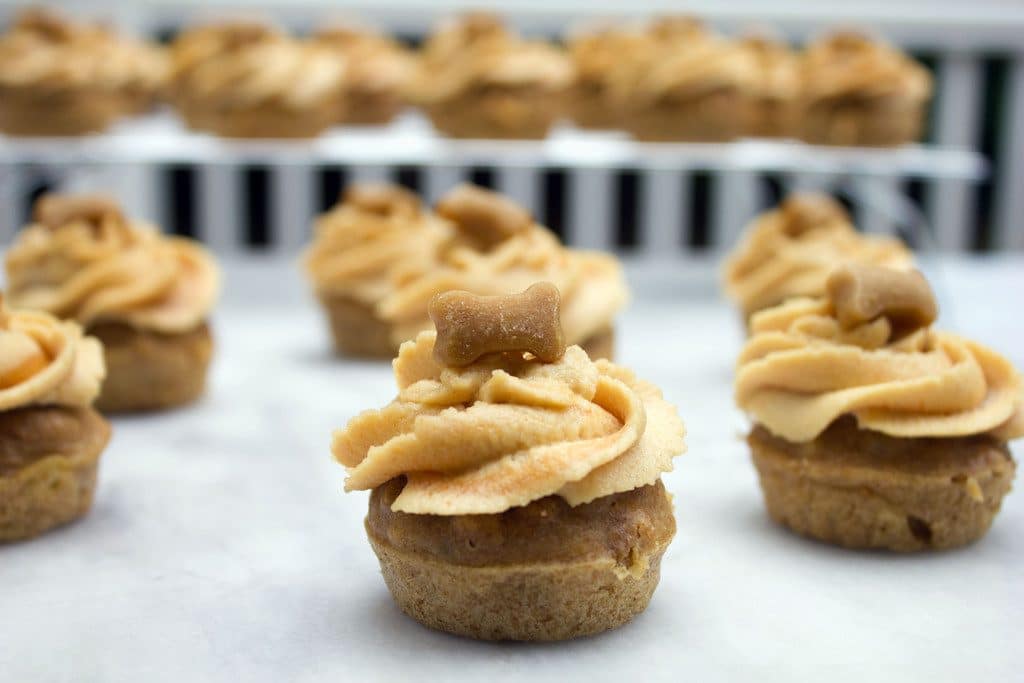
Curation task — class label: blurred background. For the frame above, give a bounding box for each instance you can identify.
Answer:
[1,0,1022,256]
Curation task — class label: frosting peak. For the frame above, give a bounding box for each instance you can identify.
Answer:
[5,194,220,334]
[334,331,686,514]
[0,294,105,411]
[735,268,1024,443]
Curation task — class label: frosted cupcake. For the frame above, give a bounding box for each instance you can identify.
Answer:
[736,265,1022,551]
[304,183,628,359]
[411,14,573,139]
[799,32,932,147]
[723,194,912,324]
[738,36,800,138]
[334,284,686,639]
[0,294,109,542]
[5,194,220,413]
[565,24,645,130]
[169,22,346,138]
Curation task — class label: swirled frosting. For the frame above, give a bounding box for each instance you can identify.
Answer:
[170,23,345,111]
[0,296,105,411]
[736,291,1024,444]
[334,332,686,514]
[723,195,913,318]
[312,26,414,97]
[567,25,647,92]
[801,33,932,105]
[739,36,799,101]
[5,195,219,334]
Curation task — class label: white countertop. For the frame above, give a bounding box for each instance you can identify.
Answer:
[2,256,1022,683]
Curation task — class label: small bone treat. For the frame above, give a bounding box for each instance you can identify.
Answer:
[429,283,566,366]
[435,183,532,249]
[330,298,687,639]
[735,265,1022,551]
[5,193,220,413]
[0,293,110,542]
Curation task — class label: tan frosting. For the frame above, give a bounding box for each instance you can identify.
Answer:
[312,26,414,96]
[802,32,932,105]
[739,36,800,101]
[723,194,913,318]
[334,331,686,514]
[5,195,219,334]
[306,185,628,349]
[0,294,105,411]
[170,24,345,110]
[736,284,1024,443]
[568,25,648,92]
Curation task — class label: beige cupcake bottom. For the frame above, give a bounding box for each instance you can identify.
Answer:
[744,98,798,139]
[177,101,339,139]
[89,321,214,413]
[366,478,675,641]
[342,90,404,125]
[568,86,622,130]
[0,406,111,543]
[422,89,564,139]
[0,88,121,136]
[320,294,615,360]
[625,91,746,142]
[749,417,1016,551]
[799,100,925,147]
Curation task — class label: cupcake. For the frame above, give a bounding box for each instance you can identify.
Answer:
[738,36,800,138]
[333,283,686,640]
[5,194,220,413]
[565,24,645,130]
[304,183,628,360]
[169,22,346,138]
[722,193,912,324]
[736,265,1022,551]
[411,14,573,139]
[799,32,933,147]
[609,18,757,142]
[311,25,414,125]
[0,293,109,543]
[0,9,166,136]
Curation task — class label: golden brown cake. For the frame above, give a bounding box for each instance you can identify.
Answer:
[0,9,168,135]
[169,22,346,138]
[738,36,800,138]
[333,285,686,640]
[735,265,1023,551]
[5,194,220,413]
[304,183,628,359]
[410,14,573,139]
[565,24,645,130]
[799,33,933,147]
[0,294,109,543]
[722,193,913,323]
[608,18,757,142]
[311,25,415,125]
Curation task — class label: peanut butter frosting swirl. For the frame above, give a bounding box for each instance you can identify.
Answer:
[739,36,800,101]
[335,332,686,514]
[5,195,219,334]
[723,194,913,318]
[801,32,932,105]
[312,26,414,96]
[0,294,105,411]
[567,25,647,91]
[736,267,1024,443]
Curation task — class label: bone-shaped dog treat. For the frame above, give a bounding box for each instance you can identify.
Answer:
[343,183,421,219]
[826,264,937,332]
[435,184,532,249]
[428,282,566,367]
[33,194,124,230]
[779,193,849,237]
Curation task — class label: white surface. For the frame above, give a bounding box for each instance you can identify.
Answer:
[0,112,988,180]
[1,256,1022,683]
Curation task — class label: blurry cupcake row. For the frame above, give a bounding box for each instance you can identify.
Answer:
[0,9,932,146]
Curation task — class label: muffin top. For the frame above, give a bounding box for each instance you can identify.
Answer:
[0,293,105,412]
[311,25,415,96]
[723,194,913,318]
[335,285,686,515]
[5,194,220,334]
[0,8,167,96]
[169,22,345,110]
[801,32,932,105]
[735,264,1024,443]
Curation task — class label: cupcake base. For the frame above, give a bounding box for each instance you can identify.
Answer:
[744,98,797,139]
[89,321,214,413]
[749,417,1016,551]
[625,91,746,142]
[799,100,925,147]
[0,406,111,543]
[568,87,622,130]
[0,88,121,136]
[343,90,404,125]
[177,101,339,139]
[366,478,675,641]
[423,89,563,139]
